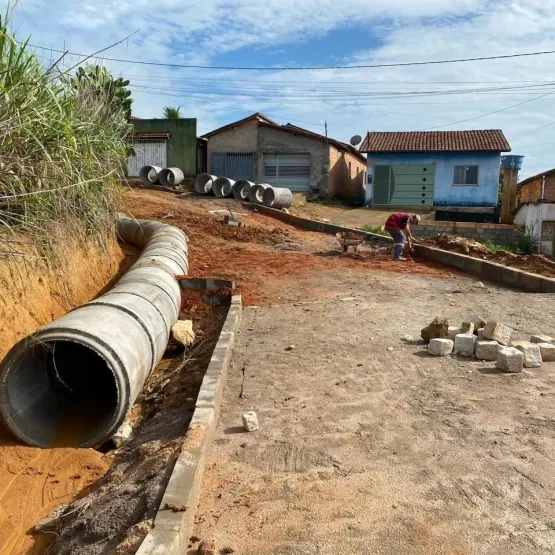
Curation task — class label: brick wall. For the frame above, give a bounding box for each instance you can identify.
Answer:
[411,221,524,246]
[519,175,555,203]
[328,146,366,201]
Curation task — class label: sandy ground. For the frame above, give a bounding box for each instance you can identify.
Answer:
[191,269,555,554]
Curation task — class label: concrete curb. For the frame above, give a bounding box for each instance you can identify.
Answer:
[136,295,243,555]
[255,204,555,293]
[415,245,555,293]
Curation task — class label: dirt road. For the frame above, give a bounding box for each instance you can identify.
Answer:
[192,269,555,554]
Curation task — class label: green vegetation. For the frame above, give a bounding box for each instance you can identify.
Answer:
[0,11,132,247]
[163,106,182,119]
[482,234,535,256]
[362,224,388,237]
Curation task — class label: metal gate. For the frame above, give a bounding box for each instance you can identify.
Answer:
[262,153,311,191]
[211,152,254,181]
[127,139,168,177]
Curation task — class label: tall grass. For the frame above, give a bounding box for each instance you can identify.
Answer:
[0,11,130,250]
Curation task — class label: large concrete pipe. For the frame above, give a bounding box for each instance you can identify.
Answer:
[248,183,271,204]
[232,180,253,201]
[139,165,162,185]
[194,173,217,194]
[0,217,188,448]
[263,187,293,209]
[213,177,235,198]
[159,167,184,187]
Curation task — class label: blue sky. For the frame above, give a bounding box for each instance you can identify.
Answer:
[8,0,555,177]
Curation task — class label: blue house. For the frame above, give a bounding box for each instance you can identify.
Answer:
[360,130,511,219]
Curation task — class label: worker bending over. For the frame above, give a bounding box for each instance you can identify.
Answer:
[384,213,420,261]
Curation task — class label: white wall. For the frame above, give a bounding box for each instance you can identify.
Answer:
[514,202,555,256]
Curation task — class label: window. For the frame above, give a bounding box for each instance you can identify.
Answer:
[453,165,479,186]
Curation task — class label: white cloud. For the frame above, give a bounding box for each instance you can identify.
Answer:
[8,0,555,176]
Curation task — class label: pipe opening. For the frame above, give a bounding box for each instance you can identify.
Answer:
[4,340,119,448]
[263,188,277,206]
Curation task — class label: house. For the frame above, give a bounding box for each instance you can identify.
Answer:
[513,168,555,258]
[360,130,511,220]
[127,118,198,177]
[202,113,367,201]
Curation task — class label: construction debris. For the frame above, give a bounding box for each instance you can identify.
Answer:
[454,334,476,357]
[198,540,216,555]
[467,313,487,329]
[171,320,196,347]
[511,341,542,368]
[421,317,449,343]
[496,347,524,373]
[475,340,500,361]
[242,411,259,432]
[113,422,133,447]
[483,322,514,346]
[538,343,555,362]
[35,504,69,533]
[428,338,453,356]
[531,334,554,344]
[460,322,475,334]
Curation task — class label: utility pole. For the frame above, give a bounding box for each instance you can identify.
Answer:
[325,121,328,137]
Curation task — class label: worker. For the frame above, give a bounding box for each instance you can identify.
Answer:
[384,213,421,261]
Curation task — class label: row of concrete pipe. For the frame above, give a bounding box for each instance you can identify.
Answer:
[139,165,185,188]
[194,173,293,209]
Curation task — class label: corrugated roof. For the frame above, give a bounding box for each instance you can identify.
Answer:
[360,130,510,153]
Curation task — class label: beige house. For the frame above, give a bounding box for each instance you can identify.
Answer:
[203,113,367,201]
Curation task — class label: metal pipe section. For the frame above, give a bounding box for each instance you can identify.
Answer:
[213,177,235,198]
[194,173,217,194]
[232,180,253,201]
[139,165,162,185]
[159,167,185,187]
[262,187,292,209]
[0,217,188,448]
[248,183,271,204]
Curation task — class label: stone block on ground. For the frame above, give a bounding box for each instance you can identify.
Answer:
[35,504,69,533]
[460,322,475,334]
[448,326,461,340]
[467,313,487,329]
[242,411,259,432]
[428,338,454,356]
[113,422,133,447]
[511,341,542,368]
[171,320,195,347]
[483,322,513,346]
[475,340,500,361]
[531,334,554,345]
[421,317,449,343]
[454,334,476,357]
[496,347,524,373]
[538,343,555,362]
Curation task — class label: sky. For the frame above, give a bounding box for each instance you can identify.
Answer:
[7,0,555,177]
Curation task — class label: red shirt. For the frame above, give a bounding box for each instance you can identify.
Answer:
[385,213,411,231]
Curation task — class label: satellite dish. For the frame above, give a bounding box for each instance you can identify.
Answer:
[350,134,362,146]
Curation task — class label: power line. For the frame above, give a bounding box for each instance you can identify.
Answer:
[510,119,555,140]
[28,43,555,71]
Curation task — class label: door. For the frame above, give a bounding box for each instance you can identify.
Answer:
[127,139,167,176]
[263,153,311,192]
[211,153,254,180]
[372,164,434,206]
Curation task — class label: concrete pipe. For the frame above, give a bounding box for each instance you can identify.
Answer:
[158,167,185,187]
[194,173,217,194]
[232,180,253,201]
[263,187,293,209]
[248,183,271,204]
[213,177,235,198]
[0,217,188,448]
[139,165,162,185]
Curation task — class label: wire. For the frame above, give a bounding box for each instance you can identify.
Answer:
[27,43,555,71]
[510,119,555,140]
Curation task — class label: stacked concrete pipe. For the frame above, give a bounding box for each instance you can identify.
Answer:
[248,183,271,204]
[194,173,217,194]
[159,167,185,187]
[139,165,162,185]
[232,180,253,201]
[263,187,292,209]
[0,216,188,448]
[213,177,235,198]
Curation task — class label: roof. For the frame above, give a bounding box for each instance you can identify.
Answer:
[360,130,510,153]
[128,131,171,139]
[518,168,555,189]
[203,113,366,162]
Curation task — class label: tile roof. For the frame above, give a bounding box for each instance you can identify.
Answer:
[202,113,279,138]
[360,130,510,153]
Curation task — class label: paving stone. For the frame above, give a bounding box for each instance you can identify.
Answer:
[475,340,500,361]
[460,322,475,334]
[448,326,461,340]
[428,338,454,356]
[477,328,486,340]
[511,341,542,368]
[483,322,513,346]
[531,334,554,345]
[242,411,259,432]
[454,334,477,357]
[467,313,486,328]
[496,347,524,373]
[538,343,555,362]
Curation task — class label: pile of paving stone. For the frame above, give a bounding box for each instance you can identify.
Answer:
[421,315,555,373]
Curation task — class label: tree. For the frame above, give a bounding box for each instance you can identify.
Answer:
[163,106,181,119]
